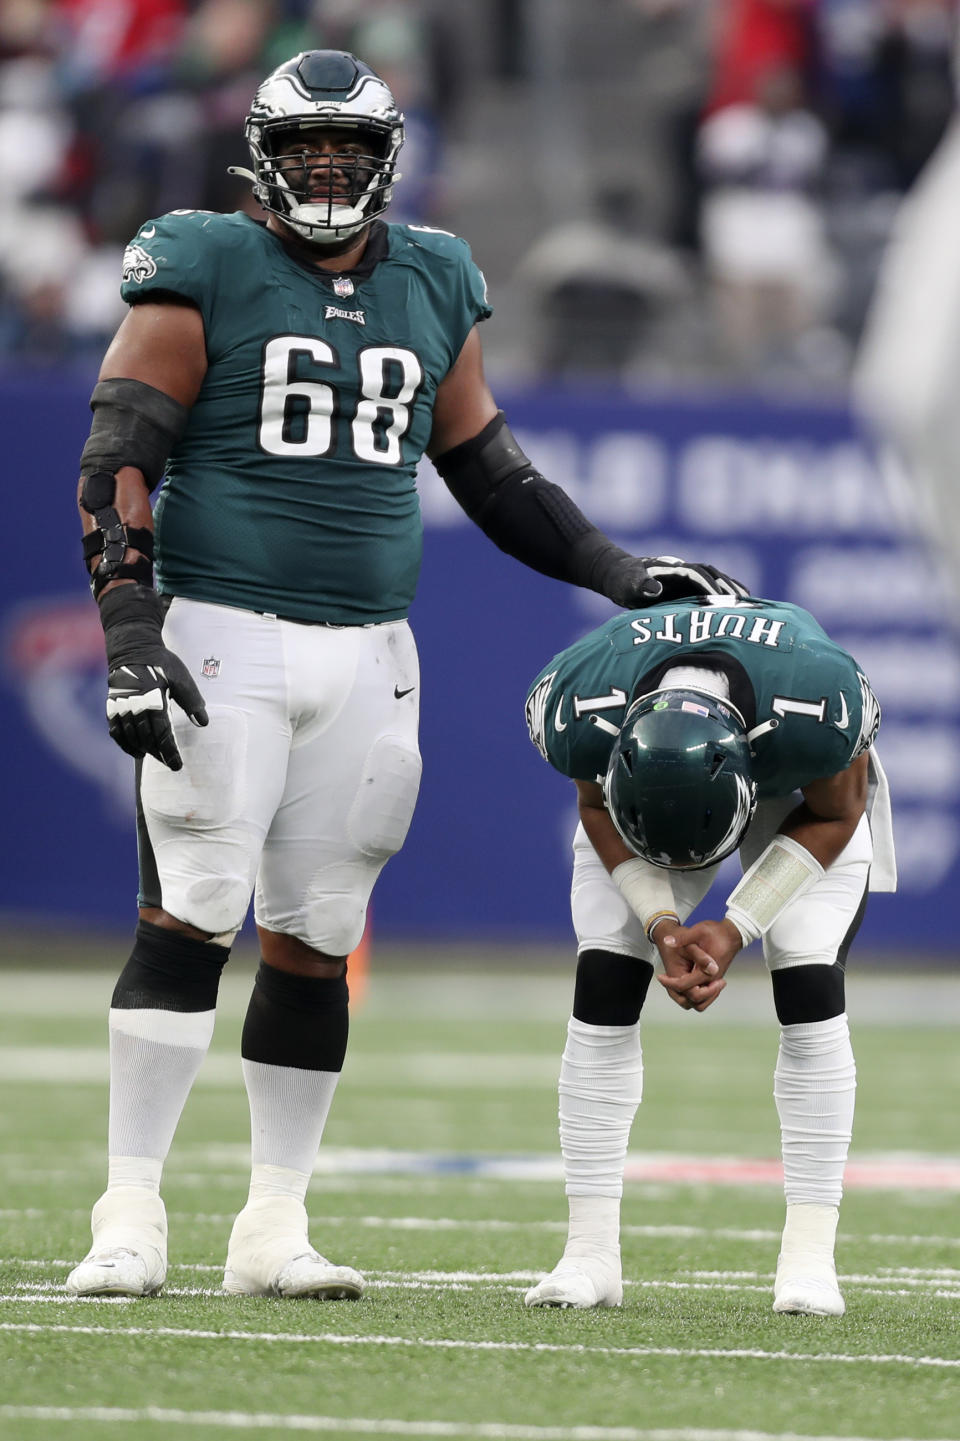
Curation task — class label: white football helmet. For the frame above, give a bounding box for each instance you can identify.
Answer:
[231,50,404,243]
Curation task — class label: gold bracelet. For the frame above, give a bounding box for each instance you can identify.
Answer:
[645,910,680,941]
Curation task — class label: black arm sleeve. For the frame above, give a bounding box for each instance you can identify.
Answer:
[433,412,659,603]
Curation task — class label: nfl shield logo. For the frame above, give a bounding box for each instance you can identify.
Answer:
[201,656,221,679]
[333,277,355,298]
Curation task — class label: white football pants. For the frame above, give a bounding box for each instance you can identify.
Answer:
[137,598,422,953]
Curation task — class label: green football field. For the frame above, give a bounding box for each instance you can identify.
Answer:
[1,938,958,1441]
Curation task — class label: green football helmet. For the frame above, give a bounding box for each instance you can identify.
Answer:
[603,688,757,870]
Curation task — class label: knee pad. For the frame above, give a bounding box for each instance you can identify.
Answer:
[300,884,368,956]
[112,919,230,1012]
[771,963,845,1026]
[573,949,654,1027]
[242,961,350,1071]
[176,874,253,936]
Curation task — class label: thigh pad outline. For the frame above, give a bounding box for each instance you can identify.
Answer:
[346,734,422,860]
[140,706,248,830]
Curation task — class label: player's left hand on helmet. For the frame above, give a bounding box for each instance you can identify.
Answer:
[643,556,750,603]
[98,585,208,771]
[597,554,665,605]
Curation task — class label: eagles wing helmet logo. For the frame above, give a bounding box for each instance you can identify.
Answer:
[122,243,158,284]
[525,672,556,760]
[853,672,881,757]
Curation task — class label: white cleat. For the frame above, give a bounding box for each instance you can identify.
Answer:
[66,1188,167,1297]
[524,1253,623,1309]
[772,1202,845,1317]
[223,1194,364,1300]
[773,1271,845,1317]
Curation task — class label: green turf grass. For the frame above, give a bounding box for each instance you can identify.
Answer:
[1,953,958,1441]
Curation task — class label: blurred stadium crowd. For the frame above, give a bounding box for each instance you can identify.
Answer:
[0,0,956,388]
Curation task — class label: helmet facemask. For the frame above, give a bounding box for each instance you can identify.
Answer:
[232,51,404,245]
[603,688,758,870]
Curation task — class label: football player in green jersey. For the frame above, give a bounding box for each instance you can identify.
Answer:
[68,49,748,1303]
[523,595,895,1316]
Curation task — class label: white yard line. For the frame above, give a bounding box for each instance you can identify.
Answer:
[2,1293,137,1304]
[0,1322,957,1370]
[9,1273,957,1296]
[0,1409,955,1441]
[6,1270,960,1302]
[685,1270,960,1288]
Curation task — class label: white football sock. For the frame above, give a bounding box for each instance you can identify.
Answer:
[241,1059,341,1201]
[107,1007,216,1188]
[559,1016,643,1204]
[107,1155,164,1191]
[774,1012,856,1206]
[245,1162,312,1204]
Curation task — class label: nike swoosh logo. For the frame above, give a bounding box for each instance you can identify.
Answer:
[394,685,416,700]
[836,692,849,729]
[140,225,156,239]
[554,699,567,732]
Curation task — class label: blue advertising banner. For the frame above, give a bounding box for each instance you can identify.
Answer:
[1,377,955,947]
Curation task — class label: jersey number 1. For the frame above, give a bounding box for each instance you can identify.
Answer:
[258,336,424,465]
[771,695,829,722]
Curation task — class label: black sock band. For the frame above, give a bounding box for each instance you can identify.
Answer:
[771,963,846,1026]
[573,948,653,1027]
[111,919,229,1012]
[241,960,350,1071]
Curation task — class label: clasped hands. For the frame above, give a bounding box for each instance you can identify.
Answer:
[653,918,744,1012]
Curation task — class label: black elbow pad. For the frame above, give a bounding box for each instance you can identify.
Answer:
[433,412,599,582]
[80,377,189,492]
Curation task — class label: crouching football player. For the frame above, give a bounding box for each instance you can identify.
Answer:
[523,594,895,1315]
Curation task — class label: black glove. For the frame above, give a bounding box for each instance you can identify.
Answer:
[578,535,750,609]
[643,556,750,603]
[98,586,208,771]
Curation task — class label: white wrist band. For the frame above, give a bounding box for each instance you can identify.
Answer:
[611,858,679,940]
[724,834,824,947]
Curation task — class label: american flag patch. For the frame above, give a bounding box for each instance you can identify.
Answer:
[681,700,710,717]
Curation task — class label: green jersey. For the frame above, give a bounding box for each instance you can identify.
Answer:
[525,598,880,798]
[120,211,491,623]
